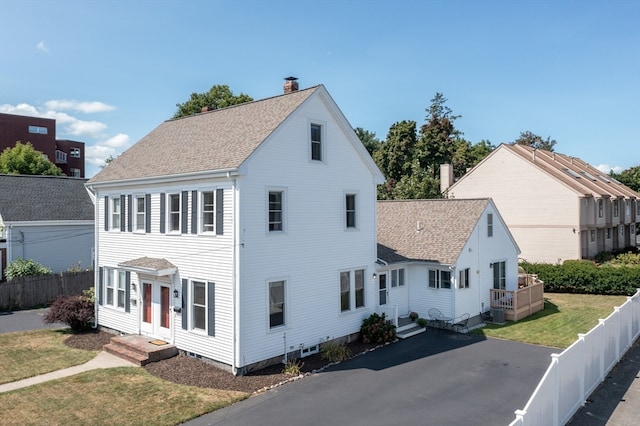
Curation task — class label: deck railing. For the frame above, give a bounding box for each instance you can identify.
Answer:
[376,304,398,326]
[490,281,544,321]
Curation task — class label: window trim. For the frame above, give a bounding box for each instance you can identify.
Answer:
[191,280,207,333]
[104,268,127,310]
[345,192,358,229]
[267,188,286,233]
[110,196,121,231]
[167,193,181,233]
[459,268,470,289]
[309,120,326,163]
[133,194,146,233]
[268,279,287,330]
[200,190,216,234]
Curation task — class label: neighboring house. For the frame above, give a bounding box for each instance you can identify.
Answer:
[376,198,520,324]
[446,144,639,263]
[86,80,385,374]
[0,174,95,279]
[0,112,86,177]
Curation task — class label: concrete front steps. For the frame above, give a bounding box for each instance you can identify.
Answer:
[103,335,178,366]
[396,317,427,339]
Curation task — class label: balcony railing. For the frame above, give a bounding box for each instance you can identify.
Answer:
[490,278,544,321]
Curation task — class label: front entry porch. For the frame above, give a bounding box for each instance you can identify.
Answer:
[103,334,178,366]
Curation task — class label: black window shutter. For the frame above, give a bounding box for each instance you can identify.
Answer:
[191,190,198,234]
[125,271,131,313]
[127,195,132,232]
[145,194,151,233]
[216,189,224,235]
[104,196,109,231]
[97,267,103,306]
[207,281,215,336]
[160,193,166,233]
[120,195,126,232]
[181,278,188,330]
[181,191,188,234]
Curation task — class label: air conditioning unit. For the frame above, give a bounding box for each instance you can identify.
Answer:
[491,308,505,324]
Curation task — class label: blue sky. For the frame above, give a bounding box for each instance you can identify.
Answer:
[1,0,638,178]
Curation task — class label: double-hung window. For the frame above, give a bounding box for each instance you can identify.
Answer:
[310,123,322,161]
[346,194,357,228]
[202,191,215,233]
[192,280,207,331]
[269,280,285,328]
[492,261,506,290]
[487,213,493,237]
[429,269,451,289]
[391,268,405,287]
[340,268,365,312]
[268,190,284,232]
[111,197,121,230]
[598,199,604,218]
[613,200,619,217]
[354,269,365,308]
[168,193,181,232]
[105,269,126,309]
[134,195,145,231]
[340,271,350,312]
[459,268,470,289]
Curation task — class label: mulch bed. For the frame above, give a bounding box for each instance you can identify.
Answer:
[64,330,380,394]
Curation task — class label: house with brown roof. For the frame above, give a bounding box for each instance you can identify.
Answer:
[376,198,520,325]
[446,144,639,263]
[87,80,385,374]
[0,174,94,280]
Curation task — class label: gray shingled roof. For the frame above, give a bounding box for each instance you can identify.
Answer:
[0,174,94,222]
[377,199,490,265]
[118,257,176,271]
[89,86,321,183]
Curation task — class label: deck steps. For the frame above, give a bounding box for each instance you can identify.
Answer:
[396,319,426,339]
[103,335,178,366]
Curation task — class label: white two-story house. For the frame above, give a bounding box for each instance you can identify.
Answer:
[87,80,385,374]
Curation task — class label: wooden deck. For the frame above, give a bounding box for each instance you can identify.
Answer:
[490,281,544,321]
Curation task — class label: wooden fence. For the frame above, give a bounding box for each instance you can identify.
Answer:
[0,271,94,311]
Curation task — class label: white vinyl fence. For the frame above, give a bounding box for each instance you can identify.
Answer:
[509,289,640,426]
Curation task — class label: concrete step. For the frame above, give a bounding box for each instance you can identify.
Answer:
[397,325,426,339]
[104,335,178,365]
[103,343,150,366]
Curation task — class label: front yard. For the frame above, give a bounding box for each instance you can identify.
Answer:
[0,292,630,425]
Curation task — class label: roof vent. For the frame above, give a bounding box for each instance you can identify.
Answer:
[284,76,299,94]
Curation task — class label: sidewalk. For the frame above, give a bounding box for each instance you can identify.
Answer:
[0,351,137,393]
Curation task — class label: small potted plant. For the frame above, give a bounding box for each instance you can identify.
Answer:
[409,311,419,322]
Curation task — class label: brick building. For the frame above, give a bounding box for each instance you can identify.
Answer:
[0,112,85,177]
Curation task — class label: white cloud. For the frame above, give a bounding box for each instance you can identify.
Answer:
[103,133,130,148]
[37,41,50,53]
[85,134,131,170]
[0,103,40,116]
[44,99,115,113]
[595,164,624,174]
[65,120,108,137]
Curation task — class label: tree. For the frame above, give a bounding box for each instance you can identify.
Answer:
[101,154,117,169]
[511,131,557,151]
[173,84,253,119]
[374,120,418,199]
[610,165,640,193]
[416,92,461,179]
[354,127,381,156]
[0,142,63,176]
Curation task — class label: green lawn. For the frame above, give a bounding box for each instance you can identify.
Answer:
[473,293,628,348]
[0,329,97,384]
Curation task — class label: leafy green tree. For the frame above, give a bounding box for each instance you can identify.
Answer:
[511,131,557,151]
[5,258,53,280]
[416,92,461,179]
[354,127,381,156]
[0,142,63,176]
[610,165,640,192]
[173,84,253,119]
[374,121,418,199]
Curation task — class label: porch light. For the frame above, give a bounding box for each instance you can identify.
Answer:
[372,273,377,280]
[173,289,179,298]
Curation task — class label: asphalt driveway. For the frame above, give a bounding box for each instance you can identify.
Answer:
[186,331,556,426]
[0,308,65,334]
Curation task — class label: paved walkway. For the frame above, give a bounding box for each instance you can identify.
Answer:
[0,351,137,393]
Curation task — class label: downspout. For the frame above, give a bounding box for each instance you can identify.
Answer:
[6,226,12,264]
[90,185,99,329]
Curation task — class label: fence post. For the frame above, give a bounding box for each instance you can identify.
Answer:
[551,353,560,426]
[578,333,586,410]
[598,319,606,383]
[513,409,526,425]
[613,307,621,361]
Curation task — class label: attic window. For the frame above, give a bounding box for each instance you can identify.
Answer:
[580,171,597,181]
[28,125,48,134]
[564,168,581,179]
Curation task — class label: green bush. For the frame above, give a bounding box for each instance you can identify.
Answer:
[282,359,304,375]
[320,341,351,362]
[44,294,95,332]
[360,312,396,344]
[5,258,53,280]
[521,260,640,296]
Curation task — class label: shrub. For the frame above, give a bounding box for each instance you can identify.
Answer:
[320,341,351,362]
[44,294,94,332]
[360,312,396,344]
[5,258,52,280]
[282,359,304,375]
[417,317,428,328]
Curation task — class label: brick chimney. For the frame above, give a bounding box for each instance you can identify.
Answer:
[283,76,299,94]
[440,163,454,195]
